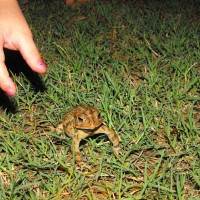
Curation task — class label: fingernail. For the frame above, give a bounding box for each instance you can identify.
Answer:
[38,61,47,71]
[6,88,15,96]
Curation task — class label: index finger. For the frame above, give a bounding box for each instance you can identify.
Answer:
[17,35,47,74]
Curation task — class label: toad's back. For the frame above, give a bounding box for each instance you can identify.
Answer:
[63,105,103,130]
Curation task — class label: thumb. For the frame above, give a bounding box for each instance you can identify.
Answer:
[0,64,16,96]
[0,61,17,96]
[0,38,16,96]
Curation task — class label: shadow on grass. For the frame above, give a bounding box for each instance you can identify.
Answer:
[0,49,46,113]
[0,90,16,113]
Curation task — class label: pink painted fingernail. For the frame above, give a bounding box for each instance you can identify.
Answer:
[38,61,47,71]
[6,88,15,96]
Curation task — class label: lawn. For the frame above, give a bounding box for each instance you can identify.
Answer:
[0,0,199,199]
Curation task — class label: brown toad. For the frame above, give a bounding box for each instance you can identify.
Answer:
[56,105,120,162]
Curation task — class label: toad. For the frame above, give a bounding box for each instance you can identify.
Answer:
[55,105,120,162]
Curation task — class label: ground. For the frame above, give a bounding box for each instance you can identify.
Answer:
[0,0,199,199]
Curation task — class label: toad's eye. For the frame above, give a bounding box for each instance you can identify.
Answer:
[77,116,84,123]
[97,113,101,119]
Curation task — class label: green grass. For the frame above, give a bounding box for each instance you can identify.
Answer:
[0,0,199,199]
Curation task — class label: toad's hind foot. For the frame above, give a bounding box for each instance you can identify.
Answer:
[94,124,121,155]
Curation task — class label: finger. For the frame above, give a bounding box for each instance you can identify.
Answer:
[66,0,74,4]
[0,44,16,96]
[0,63,16,96]
[18,36,47,74]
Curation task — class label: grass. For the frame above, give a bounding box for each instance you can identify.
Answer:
[0,0,199,199]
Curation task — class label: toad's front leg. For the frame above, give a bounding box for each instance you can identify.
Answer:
[71,130,89,163]
[71,137,82,162]
[93,124,121,155]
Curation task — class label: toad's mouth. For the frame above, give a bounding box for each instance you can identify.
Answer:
[75,123,102,130]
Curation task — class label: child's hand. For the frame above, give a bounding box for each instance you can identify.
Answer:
[0,0,47,96]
